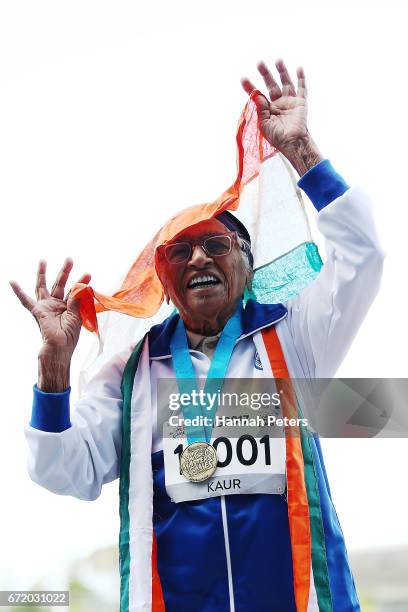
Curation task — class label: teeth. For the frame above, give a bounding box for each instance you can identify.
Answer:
[188,275,218,287]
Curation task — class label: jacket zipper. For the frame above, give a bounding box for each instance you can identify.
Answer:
[220,495,235,612]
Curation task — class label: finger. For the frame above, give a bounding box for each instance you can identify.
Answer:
[64,273,91,302]
[296,66,307,98]
[253,93,271,115]
[240,77,257,96]
[275,58,296,97]
[50,257,74,300]
[9,280,36,312]
[240,78,271,118]
[257,61,282,101]
[77,273,91,284]
[35,259,50,300]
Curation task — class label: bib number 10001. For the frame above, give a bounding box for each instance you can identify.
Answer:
[174,434,275,470]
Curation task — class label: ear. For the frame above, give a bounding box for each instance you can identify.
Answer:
[160,280,170,305]
[161,277,170,305]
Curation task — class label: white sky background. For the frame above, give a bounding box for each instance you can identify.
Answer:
[1,0,407,589]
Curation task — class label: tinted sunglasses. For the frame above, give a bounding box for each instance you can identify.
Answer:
[160,231,239,264]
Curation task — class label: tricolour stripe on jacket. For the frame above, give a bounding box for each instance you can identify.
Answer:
[262,326,311,611]
[299,421,333,611]
[119,336,144,612]
[120,335,165,611]
[261,325,360,611]
[311,435,360,610]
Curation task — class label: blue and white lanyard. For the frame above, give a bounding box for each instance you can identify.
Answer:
[169,302,244,444]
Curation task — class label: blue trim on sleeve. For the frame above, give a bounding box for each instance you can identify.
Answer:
[31,384,72,433]
[297,159,349,211]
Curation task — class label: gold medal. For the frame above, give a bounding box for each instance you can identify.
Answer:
[180,442,218,482]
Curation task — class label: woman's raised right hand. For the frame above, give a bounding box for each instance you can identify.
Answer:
[10,258,91,359]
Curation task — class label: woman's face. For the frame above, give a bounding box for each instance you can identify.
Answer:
[157,219,251,332]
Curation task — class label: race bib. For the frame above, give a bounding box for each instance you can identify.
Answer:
[163,421,286,503]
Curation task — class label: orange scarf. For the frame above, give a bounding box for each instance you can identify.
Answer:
[71,90,277,334]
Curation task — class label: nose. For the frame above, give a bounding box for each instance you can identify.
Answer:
[187,244,213,267]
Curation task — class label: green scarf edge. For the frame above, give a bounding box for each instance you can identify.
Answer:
[119,335,146,612]
[299,413,333,611]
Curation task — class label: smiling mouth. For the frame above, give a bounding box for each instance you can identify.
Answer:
[187,274,221,289]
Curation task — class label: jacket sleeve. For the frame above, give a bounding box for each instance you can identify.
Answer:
[283,160,385,378]
[24,346,133,501]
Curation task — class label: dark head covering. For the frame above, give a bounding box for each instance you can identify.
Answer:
[215,210,253,268]
[215,211,251,244]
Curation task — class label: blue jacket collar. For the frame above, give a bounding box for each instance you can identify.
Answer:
[148,299,287,359]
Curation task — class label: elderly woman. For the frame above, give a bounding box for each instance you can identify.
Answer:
[12,60,383,611]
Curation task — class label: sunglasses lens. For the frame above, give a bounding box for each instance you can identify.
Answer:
[205,235,231,256]
[164,234,232,263]
[165,242,191,263]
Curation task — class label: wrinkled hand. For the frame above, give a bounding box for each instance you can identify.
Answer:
[241,58,308,153]
[10,258,91,358]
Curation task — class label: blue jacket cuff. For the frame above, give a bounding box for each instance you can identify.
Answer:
[31,384,72,433]
[297,159,349,211]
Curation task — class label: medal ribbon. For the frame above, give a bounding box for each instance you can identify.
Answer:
[170,301,244,444]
